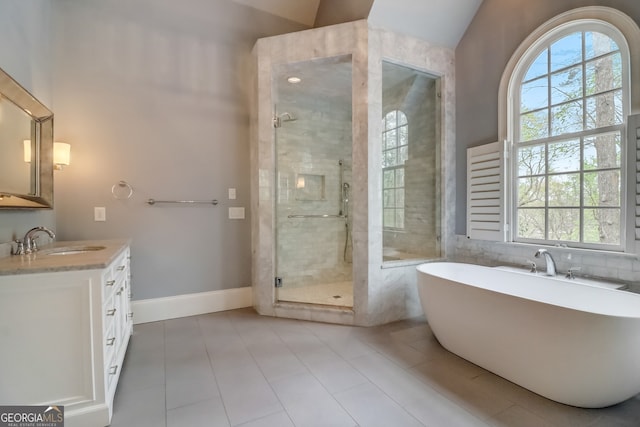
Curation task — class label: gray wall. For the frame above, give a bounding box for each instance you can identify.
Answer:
[455,0,640,234]
[48,0,305,300]
[0,1,55,247]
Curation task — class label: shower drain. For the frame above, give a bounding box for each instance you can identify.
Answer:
[332,295,342,299]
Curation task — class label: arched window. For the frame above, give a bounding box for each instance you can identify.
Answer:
[504,8,638,251]
[382,110,408,229]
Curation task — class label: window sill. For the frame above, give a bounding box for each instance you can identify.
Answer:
[381,257,444,269]
[467,238,639,260]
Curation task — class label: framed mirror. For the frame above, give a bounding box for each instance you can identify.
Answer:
[0,66,54,209]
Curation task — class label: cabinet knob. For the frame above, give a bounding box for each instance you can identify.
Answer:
[128,312,134,319]
[106,337,116,346]
[117,265,126,271]
[106,280,116,287]
[109,365,118,375]
[106,308,117,316]
[116,287,124,296]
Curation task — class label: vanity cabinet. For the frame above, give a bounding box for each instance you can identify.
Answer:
[0,242,132,427]
[100,247,133,415]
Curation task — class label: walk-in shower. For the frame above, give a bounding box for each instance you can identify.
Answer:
[251,21,456,326]
[272,54,353,308]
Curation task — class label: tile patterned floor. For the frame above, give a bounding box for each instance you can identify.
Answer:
[111,308,640,426]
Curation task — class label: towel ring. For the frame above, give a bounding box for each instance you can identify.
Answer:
[112,180,134,200]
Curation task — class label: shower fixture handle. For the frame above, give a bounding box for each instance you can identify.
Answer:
[273,112,297,128]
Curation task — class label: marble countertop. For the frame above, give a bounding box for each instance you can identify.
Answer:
[0,238,131,276]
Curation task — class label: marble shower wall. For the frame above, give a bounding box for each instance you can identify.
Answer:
[251,21,366,322]
[365,26,455,326]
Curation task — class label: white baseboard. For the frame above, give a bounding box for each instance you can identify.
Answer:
[132,287,253,324]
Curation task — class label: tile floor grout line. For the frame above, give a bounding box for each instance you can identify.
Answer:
[265,319,363,427]
[162,320,168,427]
[112,310,640,427]
[197,313,233,426]
[228,311,291,426]
[288,320,430,426]
[342,340,493,427]
[341,348,434,426]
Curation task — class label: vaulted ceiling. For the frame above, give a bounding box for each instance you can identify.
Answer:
[232,0,483,48]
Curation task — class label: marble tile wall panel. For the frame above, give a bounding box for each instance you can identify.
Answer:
[367,26,455,326]
[452,235,640,292]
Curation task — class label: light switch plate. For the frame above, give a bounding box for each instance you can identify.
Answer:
[94,207,106,222]
[228,207,245,219]
[228,188,236,200]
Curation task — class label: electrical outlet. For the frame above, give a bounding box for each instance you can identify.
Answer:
[94,207,106,222]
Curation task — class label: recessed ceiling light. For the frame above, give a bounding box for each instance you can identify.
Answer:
[287,76,302,84]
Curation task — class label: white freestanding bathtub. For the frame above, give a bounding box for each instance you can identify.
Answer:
[416,262,640,408]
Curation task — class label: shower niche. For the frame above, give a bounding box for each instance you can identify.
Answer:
[251,21,455,326]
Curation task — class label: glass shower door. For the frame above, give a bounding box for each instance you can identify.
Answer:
[273,54,353,307]
[381,61,442,263]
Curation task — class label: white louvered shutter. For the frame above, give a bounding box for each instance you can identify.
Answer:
[466,141,506,241]
[629,114,640,241]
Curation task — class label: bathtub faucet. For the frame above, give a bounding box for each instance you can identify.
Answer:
[534,249,556,276]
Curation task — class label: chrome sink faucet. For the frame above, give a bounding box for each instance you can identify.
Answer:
[22,226,56,254]
[534,249,556,276]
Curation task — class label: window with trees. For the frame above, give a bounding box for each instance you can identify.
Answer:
[512,20,629,250]
[382,110,408,229]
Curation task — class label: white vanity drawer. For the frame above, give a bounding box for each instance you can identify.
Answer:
[105,348,119,392]
[103,293,117,332]
[104,323,116,352]
[102,249,129,301]
[112,250,129,276]
[103,323,116,386]
[102,269,116,301]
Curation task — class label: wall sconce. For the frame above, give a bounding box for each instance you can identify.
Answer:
[53,142,71,170]
[23,140,71,170]
[23,139,32,163]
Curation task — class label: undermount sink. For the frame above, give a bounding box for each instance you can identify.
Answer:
[43,245,107,256]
